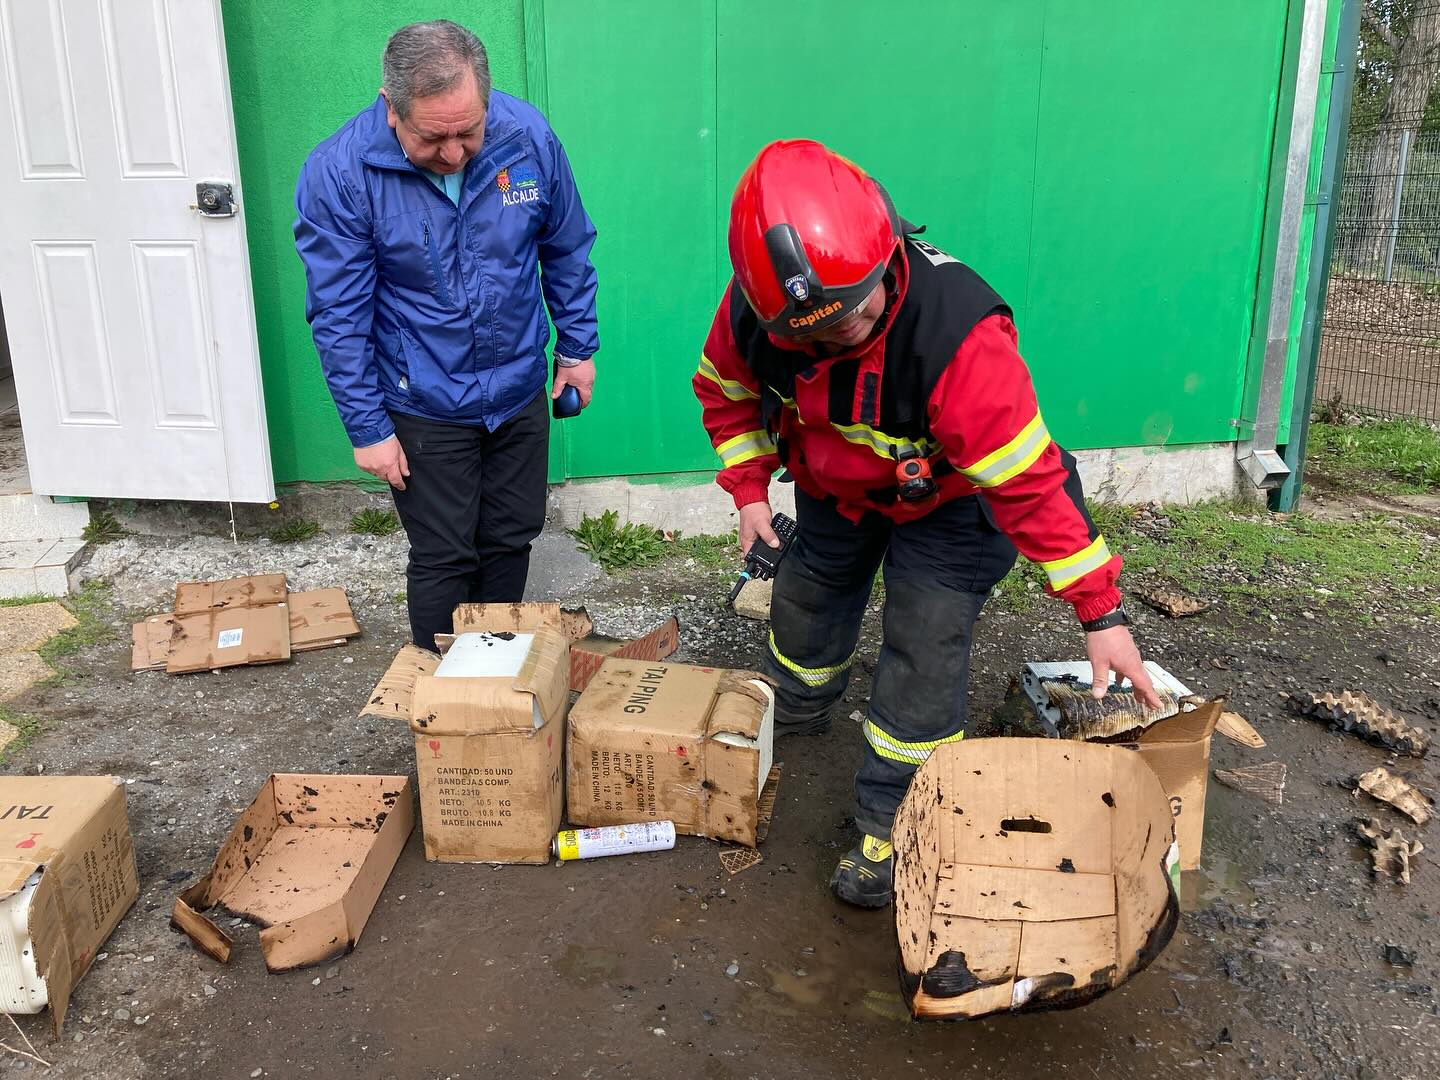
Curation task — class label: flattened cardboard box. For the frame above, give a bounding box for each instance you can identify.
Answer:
[0,776,138,1034]
[449,602,679,692]
[166,573,290,674]
[363,617,570,864]
[894,739,1178,1021]
[567,659,776,847]
[132,587,361,671]
[171,774,412,972]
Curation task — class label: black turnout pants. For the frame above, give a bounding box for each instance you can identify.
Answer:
[389,391,549,650]
[763,488,1018,839]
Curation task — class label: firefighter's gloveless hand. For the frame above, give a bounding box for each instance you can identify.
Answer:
[1085,625,1163,709]
[738,502,781,553]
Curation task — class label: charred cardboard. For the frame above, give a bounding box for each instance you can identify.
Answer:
[165,573,290,674]
[171,774,412,972]
[0,776,138,1035]
[362,616,570,864]
[448,602,679,692]
[567,659,776,846]
[894,738,1178,1021]
[1020,663,1220,871]
[132,587,360,671]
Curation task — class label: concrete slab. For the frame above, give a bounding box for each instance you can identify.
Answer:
[0,492,90,542]
[523,528,601,602]
[0,567,38,600]
[0,600,75,653]
[0,539,53,570]
[0,651,54,702]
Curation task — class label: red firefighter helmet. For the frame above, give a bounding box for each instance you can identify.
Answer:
[729,139,901,337]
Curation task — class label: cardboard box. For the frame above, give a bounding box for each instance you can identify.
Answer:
[447,603,679,692]
[166,573,291,674]
[1018,663,1220,871]
[567,660,775,846]
[894,738,1179,1021]
[0,776,138,1034]
[132,586,361,671]
[171,774,413,972]
[363,621,570,864]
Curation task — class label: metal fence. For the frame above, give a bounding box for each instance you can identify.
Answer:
[1319,7,1440,423]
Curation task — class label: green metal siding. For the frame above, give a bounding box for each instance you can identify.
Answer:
[226,1,1305,485]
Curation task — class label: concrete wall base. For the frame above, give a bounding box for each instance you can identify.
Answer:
[547,443,1254,533]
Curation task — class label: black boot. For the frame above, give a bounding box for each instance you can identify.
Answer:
[830,834,893,908]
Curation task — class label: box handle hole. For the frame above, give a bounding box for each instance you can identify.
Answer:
[1001,818,1052,833]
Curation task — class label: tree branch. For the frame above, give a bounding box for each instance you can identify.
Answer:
[1364,3,1400,52]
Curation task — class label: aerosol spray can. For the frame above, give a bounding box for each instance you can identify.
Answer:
[553,821,677,861]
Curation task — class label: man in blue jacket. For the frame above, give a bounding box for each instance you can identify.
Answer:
[294,20,599,650]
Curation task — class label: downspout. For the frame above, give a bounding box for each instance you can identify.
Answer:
[1274,0,1362,511]
[1237,0,1330,489]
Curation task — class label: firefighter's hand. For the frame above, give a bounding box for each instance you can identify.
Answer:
[354,436,410,491]
[552,358,596,406]
[739,502,780,553]
[1086,625,1163,709]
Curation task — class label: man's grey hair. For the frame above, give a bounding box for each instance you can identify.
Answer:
[382,20,491,119]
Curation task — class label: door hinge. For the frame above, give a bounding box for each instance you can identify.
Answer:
[192,182,237,218]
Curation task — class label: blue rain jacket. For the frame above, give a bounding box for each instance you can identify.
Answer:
[294,93,599,447]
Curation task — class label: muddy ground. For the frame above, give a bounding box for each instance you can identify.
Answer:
[2,512,1438,1080]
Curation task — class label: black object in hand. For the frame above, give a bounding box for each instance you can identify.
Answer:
[727,512,798,605]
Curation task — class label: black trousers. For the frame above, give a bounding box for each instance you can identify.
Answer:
[389,391,549,650]
[764,489,1018,839]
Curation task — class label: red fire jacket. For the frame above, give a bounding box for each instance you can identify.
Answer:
[693,245,1122,622]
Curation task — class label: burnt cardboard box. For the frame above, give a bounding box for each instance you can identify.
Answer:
[171,775,413,972]
[165,573,290,674]
[0,776,138,1034]
[894,738,1178,1021]
[448,602,679,692]
[1019,663,1222,871]
[363,620,570,864]
[567,660,775,846]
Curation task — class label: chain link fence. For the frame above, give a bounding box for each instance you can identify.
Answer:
[1322,132,1440,419]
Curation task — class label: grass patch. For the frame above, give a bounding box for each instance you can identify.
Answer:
[0,703,42,766]
[269,519,322,543]
[989,499,1440,616]
[570,510,670,573]
[0,594,59,608]
[671,531,739,570]
[37,581,116,670]
[350,508,401,536]
[81,510,126,544]
[1307,418,1440,493]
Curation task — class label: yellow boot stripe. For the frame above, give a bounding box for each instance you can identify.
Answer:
[862,836,893,861]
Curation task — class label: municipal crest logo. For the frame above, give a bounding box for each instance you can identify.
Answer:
[498,164,541,207]
[784,274,809,302]
[496,168,511,193]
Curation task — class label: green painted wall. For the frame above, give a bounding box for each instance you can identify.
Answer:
[539,0,1295,478]
[227,1,1305,484]
[222,1,528,483]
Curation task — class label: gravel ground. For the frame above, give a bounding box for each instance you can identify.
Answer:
[2,516,1438,1080]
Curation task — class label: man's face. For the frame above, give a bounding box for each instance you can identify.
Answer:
[383,71,486,175]
[793,281,888,349]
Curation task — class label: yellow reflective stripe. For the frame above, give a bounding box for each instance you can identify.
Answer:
[715,429,777,467]
[768,631,853,687]
[1039,536,1113,591]
[863,719,966,765]
[696,354,759,401]
[830,421,934,461]
[958,414,1052,488]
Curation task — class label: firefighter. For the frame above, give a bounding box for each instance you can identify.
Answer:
[693,140,1162,909]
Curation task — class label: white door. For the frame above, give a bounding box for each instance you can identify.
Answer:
[0,0,273,502]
